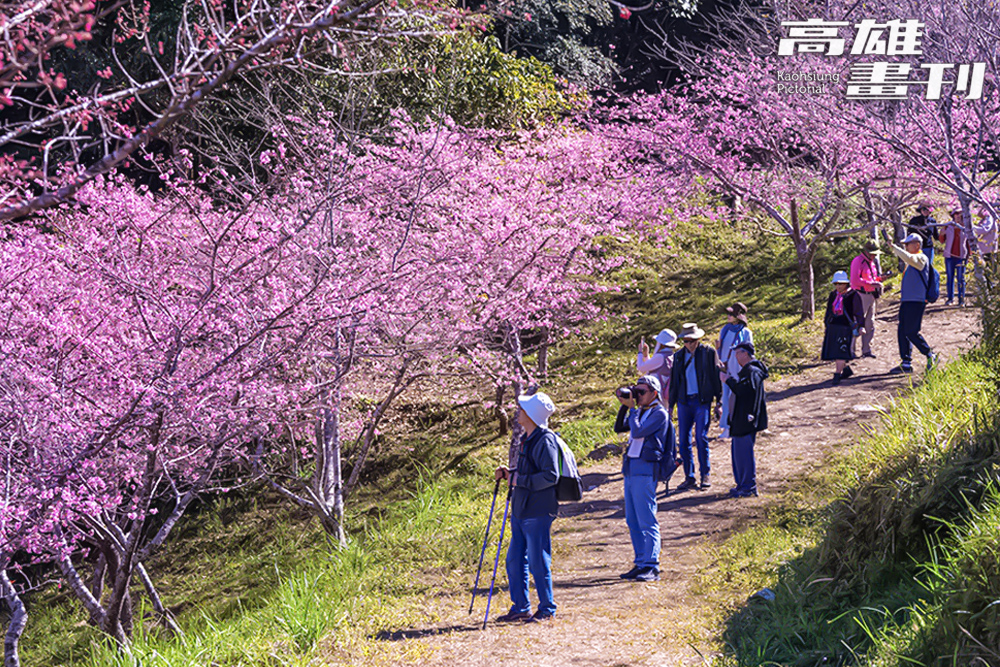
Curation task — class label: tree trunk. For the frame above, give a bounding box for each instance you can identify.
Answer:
[495,384,508,436]
[797,248,816,320]
[536,327,549,378]
[1,561,26,667]
[314,390,346,546]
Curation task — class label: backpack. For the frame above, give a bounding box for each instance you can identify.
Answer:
[915,262,941,303]
[554,434,583,502]
[656,421,680,483]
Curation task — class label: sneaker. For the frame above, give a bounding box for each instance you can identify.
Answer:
[619,566,642,580]
[945,299,954,306]
[890,364,913,375]
[675,477,697,492]
[927,352,939,371]
[634,566,660,582]
[862,352,877,359]
[841,366,854,379]
[527,610,555,623]
[700,475,712,490]
[494,610,532,623]
[832,372,842,386]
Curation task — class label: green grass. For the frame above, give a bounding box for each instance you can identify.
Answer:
[700,348,1000,667]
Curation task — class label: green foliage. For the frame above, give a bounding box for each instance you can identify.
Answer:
[493,0,618,87]
[365,31,579,128]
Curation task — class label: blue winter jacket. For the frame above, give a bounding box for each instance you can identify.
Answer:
[614,403,670,477]
[511,426,559,519]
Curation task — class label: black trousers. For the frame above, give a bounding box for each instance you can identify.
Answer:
[898,301,931,364]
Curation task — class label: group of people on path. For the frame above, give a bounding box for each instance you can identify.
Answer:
[492,308,769,621]
[822,201,997,383]
[489,200,997,625]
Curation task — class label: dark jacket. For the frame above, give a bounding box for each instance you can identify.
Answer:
[725,359,769,437]
[614,403,671,476]
[511,426,559,519]
[668,344,723,408]
[823,289,865,329]
[907,214,937,249]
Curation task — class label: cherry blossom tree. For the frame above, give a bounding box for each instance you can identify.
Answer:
[0,0,467,222]
[611,53,897,319]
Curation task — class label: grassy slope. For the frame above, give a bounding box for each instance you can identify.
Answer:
[700,323,1000,665]
[15,220,865,666]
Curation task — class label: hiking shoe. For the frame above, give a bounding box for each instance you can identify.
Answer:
[890,364,914,374]
[730,488,758,498]
[832,372,842,386]
[862,352,876,359]
[945,299,953,306]
[527,610,555,623]
[699,475,711,490]
[675,477,697,492]
[842,366,854,380]
[494,610,532,623]
[635,567,660,582]
[927,351,939,371]
[619,566,643,580]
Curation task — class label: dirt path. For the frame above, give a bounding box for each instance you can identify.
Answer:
[357,301,980,667]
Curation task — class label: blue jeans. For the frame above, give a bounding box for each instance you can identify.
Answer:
[623,473,660,568]
[923,247,934,266]
[677,395,711,479]
[945,257,966,302]
[505,514,556,616]
[731,433,757,494]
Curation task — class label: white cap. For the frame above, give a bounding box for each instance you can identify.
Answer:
[832,270,850,284]
[902,233,923,245]
[517,392,556,428]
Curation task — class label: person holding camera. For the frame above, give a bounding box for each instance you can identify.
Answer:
[613,376,671,582]
[668,323,723,492]
[637,329,680,407]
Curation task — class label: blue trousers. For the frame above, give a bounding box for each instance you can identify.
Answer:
[731,433,757,494]
[677,396,711,479]
[623,473,660,568]
[923,247,934,266]
[945,257,966,302]
[505,514,556,616]
[898,301,932,364]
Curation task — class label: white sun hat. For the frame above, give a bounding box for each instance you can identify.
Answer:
[517,392,556,428]
[655,329,680,349]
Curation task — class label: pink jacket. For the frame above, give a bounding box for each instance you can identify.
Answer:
[849,254,881,292]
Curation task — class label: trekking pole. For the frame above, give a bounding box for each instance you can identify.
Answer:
[469,477,501,614]
[483,483,512,630]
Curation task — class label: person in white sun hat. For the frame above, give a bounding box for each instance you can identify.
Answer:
[493,392,560,624]
[821,271,865,386]
[668,323,722,492]
[637,328,680,408]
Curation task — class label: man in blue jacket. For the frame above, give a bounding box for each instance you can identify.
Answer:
[494,393,560,623]
[669,323,723,491]
[614,375,671,582]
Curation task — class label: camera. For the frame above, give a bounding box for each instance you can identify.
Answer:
[616,386,633,400]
